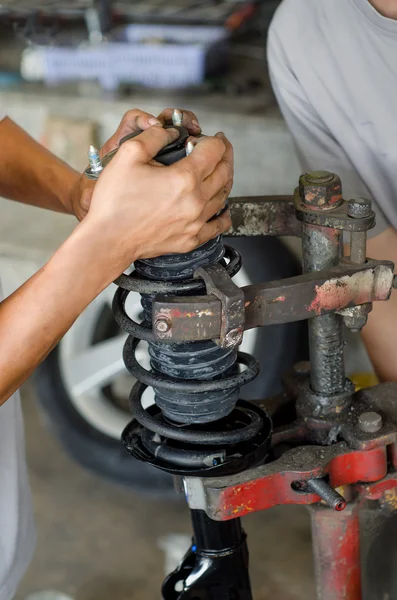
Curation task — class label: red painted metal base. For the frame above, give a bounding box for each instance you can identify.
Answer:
[310,501,362,600]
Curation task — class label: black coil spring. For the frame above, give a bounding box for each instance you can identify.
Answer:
[113,237,260,423]
[112,236,272,474]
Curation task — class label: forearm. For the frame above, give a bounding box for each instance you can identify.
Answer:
[0,219,133,404]
[361,297,397,382]
[0,117,79,213]
[347,227,397,381]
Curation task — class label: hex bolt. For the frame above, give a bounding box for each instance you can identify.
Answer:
[341,304,371,334]
[358,411,383,433]
[348,198,372,219]
[299,171,342,208]
[154,317,172,334]
[88,144,103,174]
[348,198,372,264]
[306,478,347,511]
[172,109,183,127]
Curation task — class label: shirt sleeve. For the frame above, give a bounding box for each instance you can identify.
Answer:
[266,25,389,238]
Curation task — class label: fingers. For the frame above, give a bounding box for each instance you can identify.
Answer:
[100,109,161,156]
[176,135,227,180]
[118,108,161,133]
[196,210,232,246]
[116,126,180,164]
[157,108,201,134]
[202,132,234,199]
[201,185,232,223]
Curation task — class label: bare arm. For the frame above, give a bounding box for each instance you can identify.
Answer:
[0,220,128,401]
[0,125,233,404]
[0,116,79,213]
[359,228,397,381]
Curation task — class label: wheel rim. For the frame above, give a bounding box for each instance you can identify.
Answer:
[60,270,257,440]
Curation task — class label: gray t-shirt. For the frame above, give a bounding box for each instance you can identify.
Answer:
[0,390,35,600]
[0,110,36,598]
[267,0,397,236]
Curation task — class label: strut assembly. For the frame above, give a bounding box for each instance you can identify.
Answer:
[87,122,397,600]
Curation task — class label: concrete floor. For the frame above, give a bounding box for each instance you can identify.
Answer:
[16,383,315,600]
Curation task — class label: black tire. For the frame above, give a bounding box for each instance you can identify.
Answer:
[34,237,307,496]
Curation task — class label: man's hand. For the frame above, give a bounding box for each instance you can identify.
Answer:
[82,124,233,271]
[0,117,232,405]
[69,108,203,220]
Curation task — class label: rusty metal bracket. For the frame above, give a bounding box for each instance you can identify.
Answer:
[227,196,300,237]
[295,193,376,232]
[194,264,245,348]
[152,259,394,342]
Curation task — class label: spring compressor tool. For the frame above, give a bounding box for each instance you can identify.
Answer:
[87,124,397,599]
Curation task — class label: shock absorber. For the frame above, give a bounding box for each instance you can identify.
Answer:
[87,118,272,599]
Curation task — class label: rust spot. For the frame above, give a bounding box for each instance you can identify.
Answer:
[331,193,343,205]
[307,271,388,316]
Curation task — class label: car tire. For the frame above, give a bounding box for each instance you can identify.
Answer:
[34,237,307,496]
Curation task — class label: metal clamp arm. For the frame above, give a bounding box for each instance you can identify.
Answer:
[152,259,394,343]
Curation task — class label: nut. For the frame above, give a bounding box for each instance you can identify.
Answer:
[339,304,371,334]
[348,198,372,219]
[154,317,172,334]
[358,411,383,433]
[299,171,342,208]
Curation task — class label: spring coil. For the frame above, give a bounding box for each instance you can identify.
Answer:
[112,236,273,477]
[113,238,260,429]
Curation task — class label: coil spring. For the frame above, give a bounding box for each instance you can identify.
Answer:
[113,235,260,418]
[112,236,273,473]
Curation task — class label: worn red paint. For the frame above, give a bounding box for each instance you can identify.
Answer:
[308,269,391,316]
[310,502,362,600]
[309,279,355,315]
[355,475,397,501]
[218,446,386,520]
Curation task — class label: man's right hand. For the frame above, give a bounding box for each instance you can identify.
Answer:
[0,119,234,405]
[82,124,233,274]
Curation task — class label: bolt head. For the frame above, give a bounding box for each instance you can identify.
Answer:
[348,198,372,219]
[358,411,383,433]
[299,171,342,208]
[155,317,171,334]
[343,314,368,333]
[224,328,243,347]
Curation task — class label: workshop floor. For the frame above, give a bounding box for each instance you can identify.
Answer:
[16,383,316,600]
